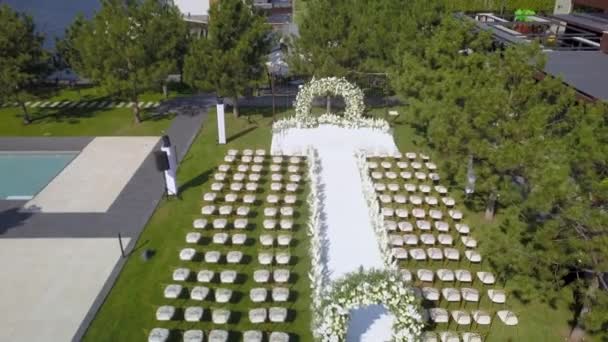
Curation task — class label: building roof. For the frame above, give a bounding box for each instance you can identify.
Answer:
[544,51,608,101]
[550,13,608,33]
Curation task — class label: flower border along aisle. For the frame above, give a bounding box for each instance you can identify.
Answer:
[272,77,390,133]
[316,269,424,342]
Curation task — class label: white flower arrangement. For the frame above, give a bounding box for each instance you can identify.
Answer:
[305,147,329,333]
[316,269,424,342]
[272,77,391,134]
[355,151,395,267]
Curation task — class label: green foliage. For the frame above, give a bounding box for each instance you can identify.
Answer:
[183,0,271,117]
[73,0,188,122]
[0,4,47,123]
[55,14,86,71]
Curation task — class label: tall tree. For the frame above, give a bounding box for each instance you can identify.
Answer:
[73,0,188,123]
[183,0,271,117]
[55,14,86,72]
[0,5,47,124]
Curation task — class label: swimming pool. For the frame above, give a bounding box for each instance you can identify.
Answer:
[0,152,77,200]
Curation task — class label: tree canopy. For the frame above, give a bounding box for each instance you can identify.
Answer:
[0,4,47,123]
[183,0,271,117]
[72,0,188,122]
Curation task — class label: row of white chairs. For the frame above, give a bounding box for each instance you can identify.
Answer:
[417,286,507,304]
[171,268,291,284]
[149,328,290,342]
[375,183,448,195]
[383,208,463,220]
[379,194,455,207]
[368,160,437,171]
[386,220,470,234]
[392,247,482,263]
[427,308,518,326]
[401,269,496,285]
[390,233,477,248]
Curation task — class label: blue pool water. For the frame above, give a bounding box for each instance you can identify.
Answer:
[0,152,77,200]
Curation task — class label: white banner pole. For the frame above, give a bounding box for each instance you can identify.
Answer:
[216,98,226,144]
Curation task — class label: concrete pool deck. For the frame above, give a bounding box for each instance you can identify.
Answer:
[24,137,159,213]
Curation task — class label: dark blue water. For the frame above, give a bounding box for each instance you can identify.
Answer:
[0,0,100,48]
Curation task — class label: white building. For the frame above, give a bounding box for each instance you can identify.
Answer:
[171,0,212,37]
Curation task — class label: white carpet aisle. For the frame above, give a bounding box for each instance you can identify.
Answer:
[271,125,398,341]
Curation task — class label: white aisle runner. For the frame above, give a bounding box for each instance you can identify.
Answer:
[271,126,398,341]
[317,146,385,280]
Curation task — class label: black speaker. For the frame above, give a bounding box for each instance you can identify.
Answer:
[155,151,170,171]
[161,135,171,147]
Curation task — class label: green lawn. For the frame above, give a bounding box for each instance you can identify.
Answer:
[83,107,314,342]
[0,85,195,137]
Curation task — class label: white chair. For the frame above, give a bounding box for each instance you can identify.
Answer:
[442,197,455,206]
[368,161,379,169]
[280,219,294,230]
[183,329,204,341]
[270,164,281,172]
[437,269,454,282]
[253,269,270,283]
[442,288,461,302]
[267,194,279,204]
[438,233,453,245]
[260,234,274,247]
[422,286,440,301]
[405,152,417,160]
[263,219,277,229]
[382,208,394,217]
[462,332,483,342]
[284,195,297,204]
[451,310,471,325]
[185,306,203,322]
[425,162,437,170]
[220,270,237,284]
[232,174,245,183]
[396,208,409,218]
[250,288,268,303]
[394,194,407,203]
[385,220,397,231]
[227,149,239,156]
[472,310,492,325]
[449,209,463,220]
[409,195,422,205]
[476,271,496,285]
[224,192,241,203]
[155,305,175,321]
[224,155,236,163]
[404,183,416,192]
[246,182,258,192]
[411,161,422,169]
[277,234,292,246]
[375,183,387,191]
[420,233,436,245]
[289,156,301,164]
[410,248,427,261]
[179,248,196,261]
[215,288,232,303]
[429,209,443,220]
[398,221,413,232]
[276,252,291,265]
[416,220,431,231]
[435,185,448,195]
[201,205,215,215]
[237,206,250,216]
[371,171,383,180]
[280,207,294,216]
[204,251,221,263]
[234,218,248,229]
[212,233,229,244]
[271,174,283,182]
[173,268,190,281]
[213,218,227,229]
[425,196,438,206]
[286,183,298,192]
[251,164,263,172]
[497,310,518,325]
[461,236,477,248]
[392,248,408,260]
[381,161,392,169]
[385,171,397,179]
[212,309,230,324]
[429,173,440,181]
[387,183,400,192]
[415,172,427,180]
[186,232,201,244]
[412,208,426,219]
[273,269,290,283]
[465,250,482,263]
[272,287,290,302]
[287,165,299,173]
[400,171,412,180]
[249,308,267,324]
[455,223,470,234]
[249,173,261,182]
[258,252,273,265]
[243,194,256,204]
[253,156,264,163]
[389,234,404,246]
[193,218,207,229]
[209,330,229,342]
[272,156,283,163]
[488,289,506,303]
[269,332,290,342]
[226,251,243,264]
[403,234,418,246]
[214,173,226,181]
[190,286,209,301]
[455,269,472,283]
[462,288,479,302]
[241,156,252,163]
[427,247,443,261]
[211,182,223,191]
[255,149,266,156]
[380,194,392,204]
[264,207,278,217]
[269,307,287,323]
[435,221,449,232]
[163,284,182,299]
[203,192,216,202]
[243,149,253,156]
[428,308,448,323]
[196,270,213,282]
[397,161,408,169]
[148,328,169,342]
[417,269,434,282]
[444,248,460,261]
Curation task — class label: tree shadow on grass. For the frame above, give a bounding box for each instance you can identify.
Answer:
[227,126,258,143]
[180,169,213,195]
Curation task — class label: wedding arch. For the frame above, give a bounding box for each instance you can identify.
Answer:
[272,77,390,132]
[315,269,424,342]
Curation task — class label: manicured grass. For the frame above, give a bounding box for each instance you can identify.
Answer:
[83,108,313,342]
[0,85,194,137]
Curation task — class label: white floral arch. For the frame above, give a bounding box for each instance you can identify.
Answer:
[316,269,424,342]
[294,77,365,121]
[272,77,390,133]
